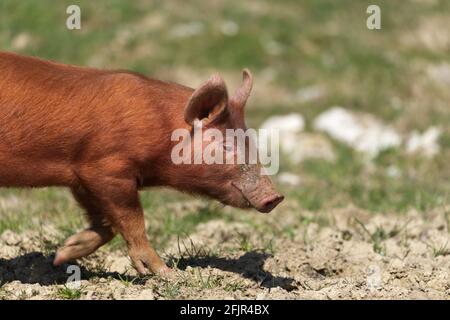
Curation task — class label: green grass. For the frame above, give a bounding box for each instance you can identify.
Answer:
[223,279,247,292]
[354,217,411,255]
[424,240,450,258]
[146,202,226,249]
[154,280,182,299]
[117,274,139,287]
[56,285,83,300]
[289,143,448,213]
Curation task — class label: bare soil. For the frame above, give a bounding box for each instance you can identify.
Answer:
[1,207,449,300]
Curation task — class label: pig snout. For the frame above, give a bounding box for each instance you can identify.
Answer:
[234,174,284,213]
[259,193,284,213]
[248,188,283,213]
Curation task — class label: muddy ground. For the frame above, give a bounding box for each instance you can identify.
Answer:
[1,204,449,300]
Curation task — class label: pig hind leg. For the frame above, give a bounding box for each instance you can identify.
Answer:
[53,187,116,266]
[57,171,170,275]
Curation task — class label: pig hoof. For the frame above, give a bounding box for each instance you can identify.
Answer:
[53,250,73,266]
[131,257,172,277]
[156,265,173,278]
[53,239,90,266]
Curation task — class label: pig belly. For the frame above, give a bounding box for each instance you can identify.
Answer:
[0,152,73,187]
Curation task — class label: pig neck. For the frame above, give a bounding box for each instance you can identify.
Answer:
[140,118,215,194]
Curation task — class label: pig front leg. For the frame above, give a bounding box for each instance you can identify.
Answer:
[107,190,170,275]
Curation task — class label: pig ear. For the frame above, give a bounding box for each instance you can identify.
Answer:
[184,73,228,126]
[230,68,253,110]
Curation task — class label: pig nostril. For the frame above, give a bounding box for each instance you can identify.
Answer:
[260,195,284,212]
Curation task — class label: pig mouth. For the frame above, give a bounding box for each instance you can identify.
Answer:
[230,182,252,208]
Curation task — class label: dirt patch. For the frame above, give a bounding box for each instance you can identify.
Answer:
[1,207,449,299]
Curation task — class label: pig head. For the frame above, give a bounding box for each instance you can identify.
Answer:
[164,69,284,213]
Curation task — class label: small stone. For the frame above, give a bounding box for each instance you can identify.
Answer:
[11,33,32,50]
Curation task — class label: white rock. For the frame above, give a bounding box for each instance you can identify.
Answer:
[260,114,335,164]
[260,113,303,164]
[261,113,305,134]
[260,114,304,154]
[220,21,239,36]
[313,106,401,157]
[277,172,301,186]
[169,22,204,38]
[11,33,32,50]
[406,126,441,158]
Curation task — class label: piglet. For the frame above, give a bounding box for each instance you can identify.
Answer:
[0,52,283,275]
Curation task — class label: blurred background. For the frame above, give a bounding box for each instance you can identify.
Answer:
[0,0,449,250]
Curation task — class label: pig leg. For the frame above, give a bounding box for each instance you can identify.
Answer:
[67,172,170,275]
[102,188,170,275]
[53,187,116,266]
[53,228,115,266]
